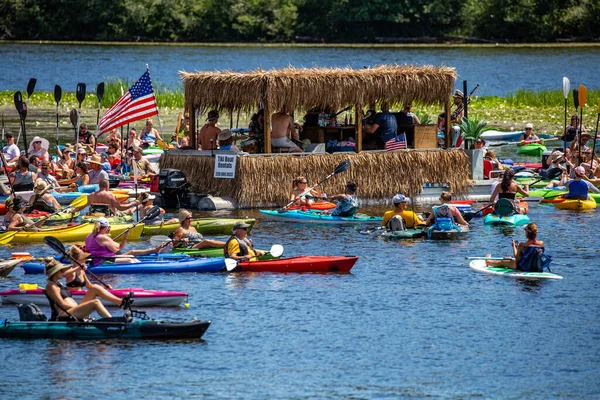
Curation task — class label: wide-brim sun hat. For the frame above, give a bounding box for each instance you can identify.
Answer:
[218,129,232,141]
[87,154,103,165]
[33,179,49,195]
[45,261,71,278]
[28,136,50,153]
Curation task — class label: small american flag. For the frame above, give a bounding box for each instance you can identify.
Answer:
[99,70,158,135]
[385,133,407,151]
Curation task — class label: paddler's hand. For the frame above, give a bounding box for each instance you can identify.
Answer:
[256,251,265,256]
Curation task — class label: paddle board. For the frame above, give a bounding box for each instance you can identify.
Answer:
[469,260,563,280]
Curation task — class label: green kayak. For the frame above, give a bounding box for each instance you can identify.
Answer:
[171,247,277,260]
[381,229,424,239]
[142,146,165,155]
[517,143,547,157]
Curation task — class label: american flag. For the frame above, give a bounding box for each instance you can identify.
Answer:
[385,133,407,151]
[98,70,158,135]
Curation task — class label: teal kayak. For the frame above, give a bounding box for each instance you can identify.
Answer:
[517,143,547,157]
[381,229,424,239]
[483,213,530,226]
[0,318,210,339]
[259,209,381,224]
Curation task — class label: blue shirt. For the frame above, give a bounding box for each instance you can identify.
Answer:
[375,111,398,142]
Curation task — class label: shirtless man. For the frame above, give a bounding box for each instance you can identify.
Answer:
[73,179,138,217]
[271,106,302,152]
[198,110,221,150]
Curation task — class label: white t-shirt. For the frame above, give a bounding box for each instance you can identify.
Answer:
[3,144,20,161]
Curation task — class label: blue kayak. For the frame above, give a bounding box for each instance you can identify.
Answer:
[259,209,382,224]
[23,257,225,274]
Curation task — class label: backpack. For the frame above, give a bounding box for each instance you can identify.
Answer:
[18,303,48,321]
[387,215,406,231]
[434,217,456,231]
[517,246,552,272]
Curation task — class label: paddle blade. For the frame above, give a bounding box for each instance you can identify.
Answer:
[0,231,17,245]
[150,235,171,247]
[26,78,37,98]
[96,82,105,102]
[562,77,570,99]
[13,91,23,115]
[578,85,587,108]
[69,109,78,127]
[54,85,62,104]
[225,258,239,272]
[573,89,579,110]
[70,194,88,208]
[598,99,600,114]
[142,205,161,222]
[76,82,86,105]
[334,159,351,175]
[545,167,563,181]
[44,236,67,255]
[269,244,284,258]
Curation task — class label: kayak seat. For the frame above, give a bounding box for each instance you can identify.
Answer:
[18,303,47,321]
[96,315,131,324]
[494,198,517,217]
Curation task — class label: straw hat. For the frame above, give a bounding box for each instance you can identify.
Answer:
[178,209,192,222]
[218,129,232,141]
[33,179,49,195]
[62,144,74,153]
[87,154,102,165]
[550,150,564,162]
[45,260,71,279]
[525,123,534,129]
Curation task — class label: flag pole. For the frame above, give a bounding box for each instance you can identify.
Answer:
[146,64,166,150]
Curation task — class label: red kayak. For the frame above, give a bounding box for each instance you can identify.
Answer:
[236,256,358,273]
[0,203,6,216]
[288,202,336,211]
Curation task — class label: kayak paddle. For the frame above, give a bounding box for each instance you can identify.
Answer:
[280,159,351,211]
[112,205,161,240]
[224,244,284,272]
[591,99,600,178]
[562,77,570,153]
[94,82,104,153]
[13,91,29,157]
[25,194,88,227]
[577,85,587,166]
[54,85,62,158]
[44,236,112,288]
[463,203,495,222]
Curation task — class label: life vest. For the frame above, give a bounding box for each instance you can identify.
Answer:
[566,179,589,200]
[331,195,359,217]
[224,236,254,258]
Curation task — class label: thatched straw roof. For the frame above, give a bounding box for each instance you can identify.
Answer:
[160,149,470,208]
[180,65,456,113]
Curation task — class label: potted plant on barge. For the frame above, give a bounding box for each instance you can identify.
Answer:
[459,117,492,149]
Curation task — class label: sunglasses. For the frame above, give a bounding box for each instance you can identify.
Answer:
[525,128,532,131]
[237,227,248,231]
[299,181,307,184]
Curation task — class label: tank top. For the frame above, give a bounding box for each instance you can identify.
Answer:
[45,282,73,321]
[13,170,34,188]
[85,233,116,266]
[141,130,156,142]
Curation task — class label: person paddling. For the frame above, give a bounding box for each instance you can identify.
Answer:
[485,223,547,271]
[490,169,529,214]
[290,175,321,207]
[171,209,225,249]
[425,191,469,227]
[381,194,423,229]
[224,221,265,262]
[6,196,44,232]
[564,166,600,200]
[326,181,359,217]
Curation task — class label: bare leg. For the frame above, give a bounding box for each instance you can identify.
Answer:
[485,254,517,269]
[81,284,122,306]
[191,240,226,249]
[66,299,112,319]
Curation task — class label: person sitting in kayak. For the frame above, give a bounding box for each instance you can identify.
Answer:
[171,209,226,249]
[381,194,423,229]
[570,133,591,166]
[425,191,469,228]
[2,197,14,230]
[85,217,165,265]
[290,175,321,207]
[9,156,37,192]
[6,196,45,232]
[490,169,529,214]
[561,114,588,142]
[326,181,359,217]
[224,221,265,262]
[26,179,61,214]
[130,192,165,225]
[75,179,139,217]
[485,223,549,272]
[517,123,540,146]
[564,166,600,200]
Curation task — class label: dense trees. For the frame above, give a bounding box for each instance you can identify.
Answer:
[0,0,597,42]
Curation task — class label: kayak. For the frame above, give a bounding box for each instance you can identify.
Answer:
[381,229,424,240]
[427,224,469,240]
[142,218,256,236]
[0,202,6,216]
[171,247,276,259]
[23,257,225,274]
[553,196,596,211]
[233,256,358,273]
[517,143,547,157]
[480,130,524,142]
[0,318,210,340]
[483,213,530,226]
[1,287,188,307]
[0,222,144,244]
[288,202,336,211]
[259,209,382,224]
[52,191,129,206]
[81,214,134,224]
[469,260,563,280]
[0,259,22,278]
[142,146,165,155]
[28,210,80,225]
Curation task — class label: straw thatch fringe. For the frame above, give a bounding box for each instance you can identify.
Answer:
[180,65,456,113]
[160,150,470,208]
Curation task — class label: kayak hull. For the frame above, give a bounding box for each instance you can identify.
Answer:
[259,210,381,224]
[517,143,547,157]
[171,247,276,259]
[0,259,22,278]
[483,213,530,226]
[480,130,524,142]
[0,319,210,340]
[381,229,424,239]
[23,257,225,274]
[288,202,336,211]
[235,256,358,273]
[0,222,144,244]
[142,218,256,236]
[428,225,469,240]
[1,287,188,307]
[553,197,596,211]
[469,260,562,280]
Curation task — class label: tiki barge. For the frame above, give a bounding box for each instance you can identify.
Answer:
[157,65,475,209]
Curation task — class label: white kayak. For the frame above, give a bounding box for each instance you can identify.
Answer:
[469,259,563,280]
[481,130,524,142]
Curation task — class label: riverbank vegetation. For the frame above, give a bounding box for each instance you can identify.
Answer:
[1,0,598,43]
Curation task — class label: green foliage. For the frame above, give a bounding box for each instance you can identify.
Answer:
[459,117,492,148]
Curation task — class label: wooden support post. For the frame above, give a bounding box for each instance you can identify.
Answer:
[445,98,451,148]
[264,102,271,154]
[355,105,363,153]
[189,103,196,149]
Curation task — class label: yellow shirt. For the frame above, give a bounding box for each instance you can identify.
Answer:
[226,238,257,262]
[381,209,421,228]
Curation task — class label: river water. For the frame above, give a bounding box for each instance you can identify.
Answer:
[1,203,599,398]
[1,44,599,95]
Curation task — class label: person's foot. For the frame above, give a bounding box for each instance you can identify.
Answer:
[120,291,134,309]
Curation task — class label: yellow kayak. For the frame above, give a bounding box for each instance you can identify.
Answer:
[142,218,256,236]
[29,211,81,225]
[553,196,597,211]
[0,222,144,244]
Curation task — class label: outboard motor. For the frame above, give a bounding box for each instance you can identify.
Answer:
[158,168,190,208]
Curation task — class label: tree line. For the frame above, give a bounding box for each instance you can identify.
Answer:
[1,0,598,43]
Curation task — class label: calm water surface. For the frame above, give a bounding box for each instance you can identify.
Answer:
[1,204,599,398]
[0,44,598,95]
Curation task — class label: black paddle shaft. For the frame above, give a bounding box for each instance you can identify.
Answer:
[112,206,161,240]
[13,91,29,156]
